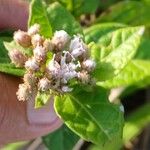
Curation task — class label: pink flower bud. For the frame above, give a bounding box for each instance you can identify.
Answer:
[14,30,31,47]
[16,84,31,101]
[9,49,27,67]
[33,45,46,62]
[28,24,40,36]
[38,78,51,91]
[82,59,96,72]
[43,39,54,52]
[25,58,39,71]
[23,72,37,88]
[31,34,44,47]
[78,71,90,84]
[52,30,70,50]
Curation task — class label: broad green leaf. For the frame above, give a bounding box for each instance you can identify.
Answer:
[97,60,150,89]
[28,0,52,37]
[93,26,145,81]
[84,23,125,44]
[35,91,51,108]
[123,104,150,144]
[43,125,79,150]
[54,86,124,146]
[46,2,83,36]
[96,1,150,26]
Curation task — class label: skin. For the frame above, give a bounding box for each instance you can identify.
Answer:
[0,0,62,145]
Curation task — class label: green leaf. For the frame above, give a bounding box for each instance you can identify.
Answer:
[28,0,52,37]
[135,38,150,60]
[46,2,83,36]
[84,23,125,44]
[97,60,150,89]
[93,26,145,81]
[72,0,100,17]
[123,104,150,144]
[43,125,79,150]
[54,86,124,146]
[4,41,32,57]
[35,91,51,108]
[0,63,25,76]
[96,1,150,26]
[0,40,24,76]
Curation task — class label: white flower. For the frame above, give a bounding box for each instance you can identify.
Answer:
[38,78,50,91]
[14,30,31,47]
[82,59,96,72]
[25,58,39,71]
[69,35,87,58]
[69,35,85,50]
[33,45,46,62]
[28,24,40,36]
[61,85,73,92]
[47,58,61,78]
[52,30,70,50]
[71,47,86,58]
[16,84,31,101]
[31,34,43,47]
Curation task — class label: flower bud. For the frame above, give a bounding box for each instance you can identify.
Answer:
[52,30,70,50]
[16,84,31,101]
[33,45,46,62]
[14,30,31,47]
[78,71,90,84]
[9,49,27,67]
[28,24,40,36]
[25,58,39,71]
[61,85,73,93]
[38,77,51,91]
[23,72,37,88]
[31,34,44,47]
[82,59,96,72]
[43,39,54,52]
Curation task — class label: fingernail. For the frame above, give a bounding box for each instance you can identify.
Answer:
[27,97,59,125]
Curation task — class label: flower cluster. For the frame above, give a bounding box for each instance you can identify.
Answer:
[9,24,96,101]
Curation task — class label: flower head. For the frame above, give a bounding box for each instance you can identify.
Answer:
[10,24,96,102]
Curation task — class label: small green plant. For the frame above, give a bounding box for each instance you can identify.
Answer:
[1,0,150,149]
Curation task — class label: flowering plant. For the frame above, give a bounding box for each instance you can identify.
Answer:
[1,0,150,149]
